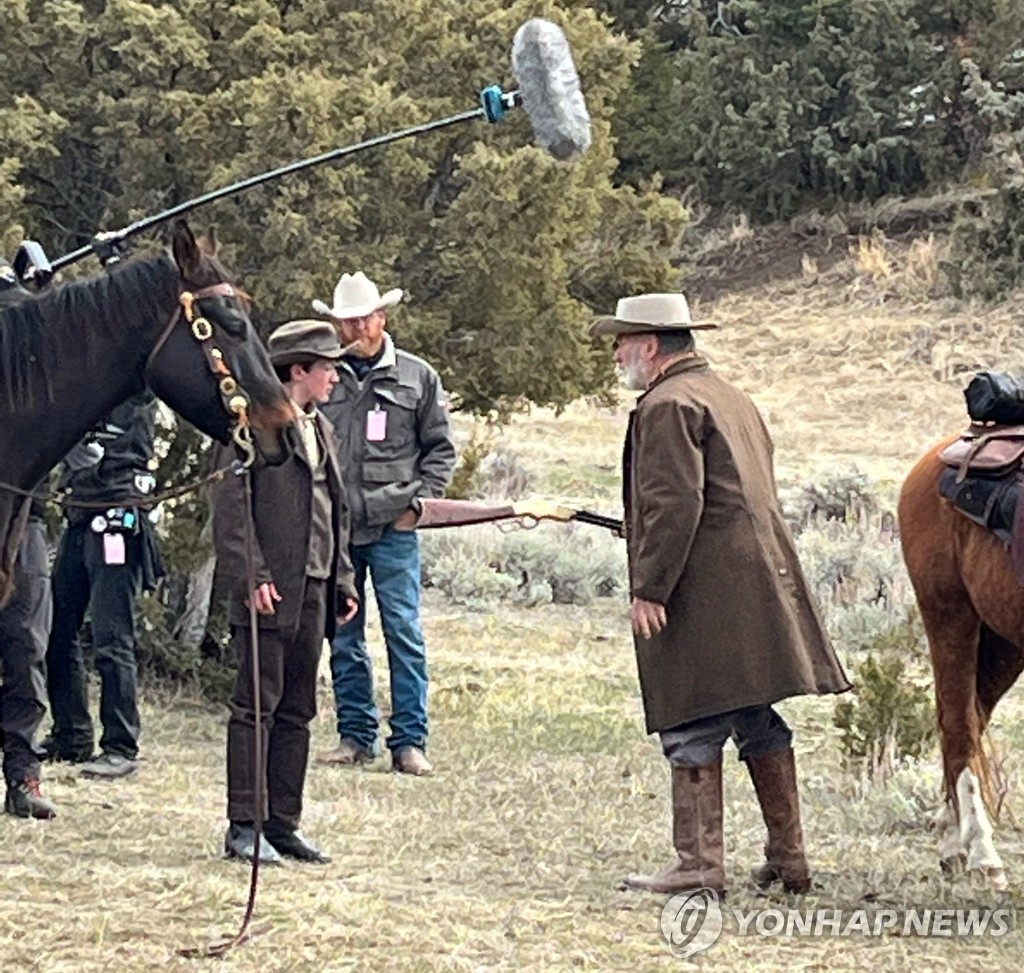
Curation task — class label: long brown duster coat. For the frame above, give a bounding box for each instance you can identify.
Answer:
[625,355,850,733]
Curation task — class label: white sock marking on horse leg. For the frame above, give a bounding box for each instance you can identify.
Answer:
[956,768,1004,873]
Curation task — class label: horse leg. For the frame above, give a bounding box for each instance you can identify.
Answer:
[918,594,1007,886]
[976,624,1024,730]
[953,623,1024,891]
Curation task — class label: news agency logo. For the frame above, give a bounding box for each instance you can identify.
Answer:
[660,889,1014,958]
[660,887,724,959]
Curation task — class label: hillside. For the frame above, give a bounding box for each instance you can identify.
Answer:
[475,219,1023,499]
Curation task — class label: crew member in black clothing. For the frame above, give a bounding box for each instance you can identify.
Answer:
[0,258,56,818]
[45,391,163,779]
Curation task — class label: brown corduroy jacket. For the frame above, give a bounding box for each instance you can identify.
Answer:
[624,355,851,733]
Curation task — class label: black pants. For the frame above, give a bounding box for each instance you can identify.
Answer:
[227,578,326,830]
[47,522,144,760]
[0,520,52,784]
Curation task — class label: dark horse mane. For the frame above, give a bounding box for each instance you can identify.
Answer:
[0,253,181,412]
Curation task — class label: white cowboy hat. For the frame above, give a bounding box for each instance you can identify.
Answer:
[312,271,403,319]
[589,292,715,337]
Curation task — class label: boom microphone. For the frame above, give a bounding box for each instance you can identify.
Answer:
[42,18,593,276]
[511,19,592,162]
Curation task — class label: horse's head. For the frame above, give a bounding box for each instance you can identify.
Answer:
[146,221,293,464]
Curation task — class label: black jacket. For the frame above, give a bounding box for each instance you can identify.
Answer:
[59,391,158,507]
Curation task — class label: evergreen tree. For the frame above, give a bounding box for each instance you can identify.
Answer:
[0,0,688,688]
[0,0,687,412]
[612,0,965,219]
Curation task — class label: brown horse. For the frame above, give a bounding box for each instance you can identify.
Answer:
[898,437,1024,890]
[0,220,294,604]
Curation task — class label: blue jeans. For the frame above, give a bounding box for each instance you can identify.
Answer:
[329,527,427,754]
[659,706,793,768]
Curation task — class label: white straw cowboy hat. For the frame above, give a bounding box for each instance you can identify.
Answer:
[312,271,403,319]
[589,293,715,337]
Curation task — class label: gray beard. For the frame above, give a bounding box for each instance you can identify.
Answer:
[616,363,650,391]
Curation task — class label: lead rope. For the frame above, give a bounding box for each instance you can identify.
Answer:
[0,462,241,509]
[178,462,264,957]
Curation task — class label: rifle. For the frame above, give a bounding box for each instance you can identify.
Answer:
[413,498,623,533]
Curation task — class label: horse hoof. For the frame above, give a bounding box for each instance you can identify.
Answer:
[939,853,966,876]
[965,866,1008,892]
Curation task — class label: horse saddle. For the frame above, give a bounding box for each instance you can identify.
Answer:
[938,424,1024,483]
[938,428,1024,584]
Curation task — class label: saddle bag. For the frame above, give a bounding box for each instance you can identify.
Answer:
[938,468,1020,543]
[964,371,1024,425]
[939,426,1024,481]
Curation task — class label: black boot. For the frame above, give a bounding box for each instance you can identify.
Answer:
[4,778,57,820]
[264,821,332,864]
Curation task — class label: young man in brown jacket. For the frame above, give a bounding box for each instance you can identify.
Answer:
[212,319,358,865]
[591,293,851,896]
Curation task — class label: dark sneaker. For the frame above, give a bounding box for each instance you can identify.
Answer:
[264,824,331,864]
[79,753,137,780]
[38,734,94,763]
[224,823,283,865]
[4,779,57,819]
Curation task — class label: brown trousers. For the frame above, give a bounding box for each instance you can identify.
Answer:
[227,578,327,829]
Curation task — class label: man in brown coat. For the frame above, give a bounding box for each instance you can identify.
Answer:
[212,319,358,865]
[590,292,851,896]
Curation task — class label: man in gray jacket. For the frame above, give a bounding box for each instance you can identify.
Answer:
[315,272,455,776]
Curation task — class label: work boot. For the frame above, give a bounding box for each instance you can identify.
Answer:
[393,746,432,776]
[4,778,57,820]
[623,761,726,894]
[315,737,376,766]
[745,747,812,893]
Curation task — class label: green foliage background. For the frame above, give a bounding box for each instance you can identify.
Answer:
[0,0,688,415]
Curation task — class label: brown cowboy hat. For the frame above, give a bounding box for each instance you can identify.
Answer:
[268,319,345,366]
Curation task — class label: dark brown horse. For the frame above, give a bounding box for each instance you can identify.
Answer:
[898,437,1024,890]
[0,221,293,604]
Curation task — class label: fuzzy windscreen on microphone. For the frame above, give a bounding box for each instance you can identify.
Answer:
[511,19,592,162]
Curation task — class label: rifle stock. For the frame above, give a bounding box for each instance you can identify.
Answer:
[414,498,622,532]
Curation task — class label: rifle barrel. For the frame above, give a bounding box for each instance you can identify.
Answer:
[571,510,623,531]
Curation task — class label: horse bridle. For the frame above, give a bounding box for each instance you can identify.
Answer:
[145,281,257,467]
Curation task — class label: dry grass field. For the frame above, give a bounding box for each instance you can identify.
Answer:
[4,234,1024,971]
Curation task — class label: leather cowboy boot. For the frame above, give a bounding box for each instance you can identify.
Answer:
[623,761,726,894]
[745,747,811,893]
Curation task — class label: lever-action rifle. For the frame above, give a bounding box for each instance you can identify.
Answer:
[413,498,622,533]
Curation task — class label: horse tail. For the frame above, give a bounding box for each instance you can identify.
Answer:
[969,735,1000,821]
